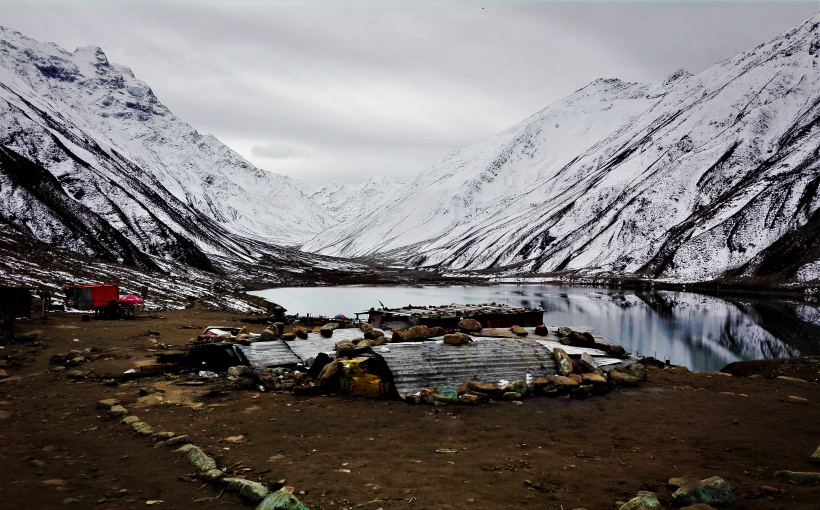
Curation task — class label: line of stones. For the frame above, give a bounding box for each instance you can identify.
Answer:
[97,399,309,510]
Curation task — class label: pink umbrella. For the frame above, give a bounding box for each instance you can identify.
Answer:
[118,294,145,305]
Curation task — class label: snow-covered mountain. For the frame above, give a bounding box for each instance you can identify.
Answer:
[304,13,820,283]
[0,26,337,273]
[304,176,404,223]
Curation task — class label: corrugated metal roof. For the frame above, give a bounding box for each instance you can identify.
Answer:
[378,337,557,397]
[239,340,302,367]
[284,335,338,363]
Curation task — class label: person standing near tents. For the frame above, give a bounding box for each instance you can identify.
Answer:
[38,289,51,319]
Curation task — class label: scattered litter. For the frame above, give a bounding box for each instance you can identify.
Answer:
[252,394,260,399]
[124,369,136,374]
[164,373,179,380]
[436,449,458,453]
[336,469,351,473]
[198,371,218,378]
[145,501,164,506]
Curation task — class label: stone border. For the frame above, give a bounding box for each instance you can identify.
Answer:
[96,399,309,509]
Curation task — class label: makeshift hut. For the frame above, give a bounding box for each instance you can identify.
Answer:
[69,284,119,311]
[0,286,34,319]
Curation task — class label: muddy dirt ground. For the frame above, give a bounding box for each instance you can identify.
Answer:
[1,308,819,510]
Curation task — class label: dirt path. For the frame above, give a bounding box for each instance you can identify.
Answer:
[2,309,819,509]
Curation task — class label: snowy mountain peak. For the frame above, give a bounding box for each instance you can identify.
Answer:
[303,12,820,283]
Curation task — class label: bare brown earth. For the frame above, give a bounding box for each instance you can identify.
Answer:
[2,308,820,510]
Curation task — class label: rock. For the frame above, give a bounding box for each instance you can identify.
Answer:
[335,341,355,356]
[132,422,154,436]
[458,319,482,332]
[66,370,90,378]
[364,329,384,340]
[581,373,606,385]
[502,392,522,400]
[557,327,572,337]
[459,394,479,404]
[510,325,528,336]
[62,498,81,505]
[774,470,820,485]
[390,329,404,342]
[595,341,626,356]
[186,446,217,472]
[671,476,733,507]
[369,335,387,346]
[552,348,573,376]
[456,381,471,395]
[784,395,808,404]
[777,376,807,383]
[52,366,66,372]
[224,435,245,444]
[121,415,140,424]
[426,326,444,337]
[256,486,310,510]
[273,322,285,333]
[566,331,596,348]
[811,444,820,464]
[668,477,694,489]
[66,356,86,367]
[548,375,580,392]
[97,399,119,409]
[469,381,499,394]
[293,327,309,339]
[609,370,640,387]
[534,324,548,336]
[165,435,190,447]
[357,339,374,348]
[108,405,128,417]
[758,486,782,495]
[618,491,662,510]
[154,431,175,440]
[280,333,296,341]
[225,478,269,503]
[628,363,647,381]
[443,333,472,345]
[568,373,583,384]
[579,353,598,372]
[402,326,429,342]
[228,366,250,377]
[259,327,278,341]
[361,323,373,333]
[319,327,334,338]
[200,468,225,482]
[316,361,340,386]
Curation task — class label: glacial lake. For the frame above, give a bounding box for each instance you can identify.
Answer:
[249,285,820,373]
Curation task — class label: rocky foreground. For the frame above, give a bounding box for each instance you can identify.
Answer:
[1,307,819,510]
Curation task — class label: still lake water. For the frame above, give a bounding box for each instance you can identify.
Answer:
[249,285,820,373]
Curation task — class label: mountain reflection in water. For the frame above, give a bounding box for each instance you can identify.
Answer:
[249,285,820,372]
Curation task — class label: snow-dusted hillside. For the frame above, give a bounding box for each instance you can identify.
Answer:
[305,176,404,223]
[0,26,336,273]
[305,13,820,283]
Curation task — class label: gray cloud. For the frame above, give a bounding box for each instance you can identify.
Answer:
[251,142,311,160]
[3,1,817,183]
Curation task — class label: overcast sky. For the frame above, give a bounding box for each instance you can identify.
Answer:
[3,1,818,184]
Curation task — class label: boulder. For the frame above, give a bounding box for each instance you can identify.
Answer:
[510,325,528,336]
[357,339,374,348]
[293,327,308,339]
[361,323,373,333]
[552,348,573,376]
[426,326,444,337]
[469,381,499,394]
[335,341,355,356]
[108,405,128,417]
[316,361,340,386]
[165,435,190,447]
[121,415,140,424]
[132,422,154,436]
[186,446,217,472]
[628,363,647,381]
[443,333,472,345]
[456,381,471,395]
[557,327,572,337]
[459,394,479,404]
[579,353,599,372]
[811,444,820,464]
[581,373,607,385]
[534,324,548,336]
[259,327,278,341]
[225,478,270,503]
[281,333,296,341]
[671,476,733,507]
[458,319,482,332]
[390,329,404,342]
[402,326,429,342]
[774,470,820,485]
[273,322,285,333]
[619,492,662,510]
[610,370,640,386]
[256,486,310,510]
[595,341,626,356]
[364,329,384,340]
[546,375,579,393]
[568,373,583,384]
[228,366,250,377]
[563,331,595,348]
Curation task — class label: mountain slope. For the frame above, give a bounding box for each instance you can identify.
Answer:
[304,13,820,283]
[305,176,405,223]
[0,27,336,274]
